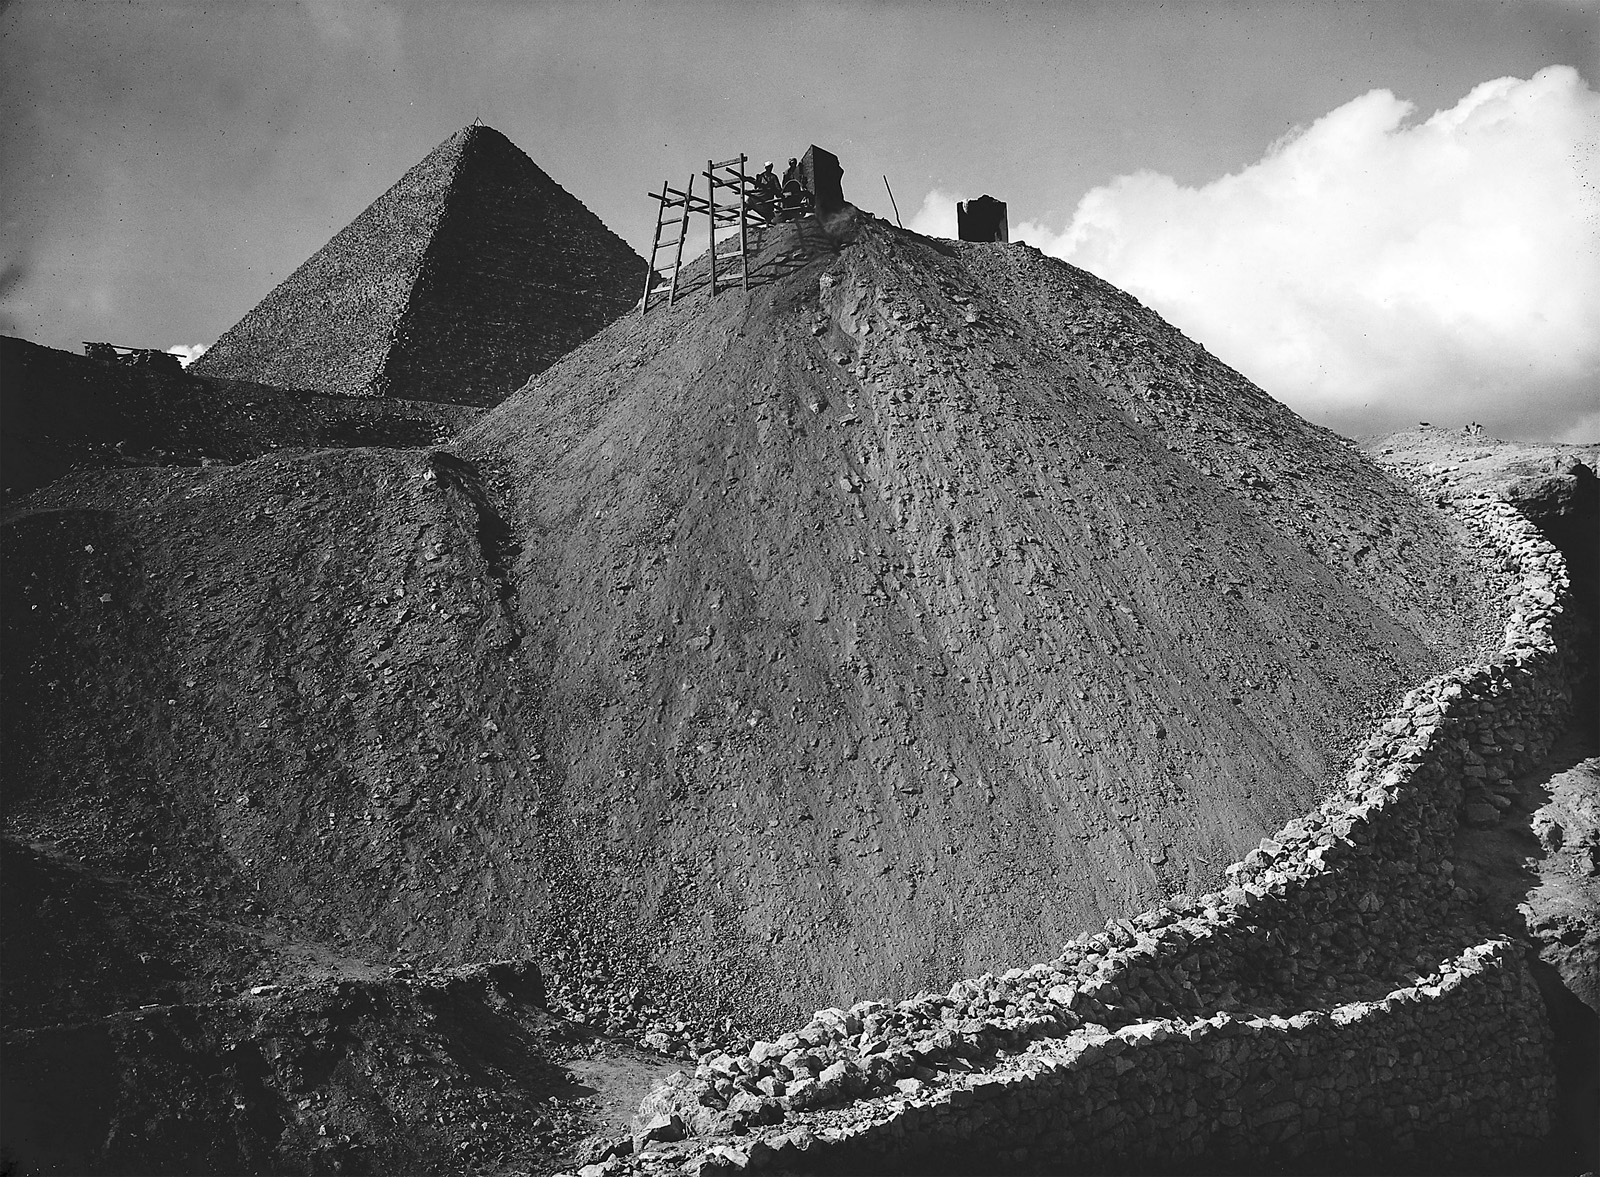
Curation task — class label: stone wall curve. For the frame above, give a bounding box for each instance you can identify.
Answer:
[604,492,1577,1176]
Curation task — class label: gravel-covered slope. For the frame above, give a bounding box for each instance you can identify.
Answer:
[452,209,1509,1027]
[3,210,1510,1055]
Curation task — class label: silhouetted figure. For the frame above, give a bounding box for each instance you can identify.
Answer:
[749,161,781,224]
[779,179,812,222]
[775,156,814,222]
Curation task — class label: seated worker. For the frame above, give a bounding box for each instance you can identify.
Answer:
[782,156,801,187]
[779,175,812,222]
[749,161,781,223]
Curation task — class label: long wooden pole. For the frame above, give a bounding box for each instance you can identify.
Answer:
[669,173,693,307]
[641,179,669,315]
[706,159,719,297]
[736,154,749,292]
[883,175,903,228]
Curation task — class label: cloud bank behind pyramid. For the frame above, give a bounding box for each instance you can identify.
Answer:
[192,125,647,406]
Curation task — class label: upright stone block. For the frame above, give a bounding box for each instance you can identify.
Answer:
[800,146,845,213]
[958,196,1009,243]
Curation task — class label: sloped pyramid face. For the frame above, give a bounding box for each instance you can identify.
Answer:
[192,125,647,406]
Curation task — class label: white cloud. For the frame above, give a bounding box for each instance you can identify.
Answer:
[1555,411,1600,445]
[1019,66,1600,442]
[908,188,961,239]
[166,343,209,367]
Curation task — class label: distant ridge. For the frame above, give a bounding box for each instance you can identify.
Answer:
[192,125,647,407]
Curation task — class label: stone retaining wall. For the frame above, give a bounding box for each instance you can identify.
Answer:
[605,492,1577,1175]
[669,938,1551,1175]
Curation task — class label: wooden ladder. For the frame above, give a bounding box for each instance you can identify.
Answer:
[641,172,699,316]
[641,153,753,315]
[702,153,751,298]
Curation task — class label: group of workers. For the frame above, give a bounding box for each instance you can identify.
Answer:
[748,157,812,225]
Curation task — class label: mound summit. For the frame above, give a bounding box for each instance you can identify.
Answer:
[192,124,647,406]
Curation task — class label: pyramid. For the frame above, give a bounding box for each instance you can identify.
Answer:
[192,125,647,407]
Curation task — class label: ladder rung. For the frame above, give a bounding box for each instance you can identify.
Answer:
[654,238,683,250]
[710,155,745,169]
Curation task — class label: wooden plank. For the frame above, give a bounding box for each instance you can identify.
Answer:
[736,154,749,293]
[641,178,669,315]
[669,171,693,307]
[706,160,718,297]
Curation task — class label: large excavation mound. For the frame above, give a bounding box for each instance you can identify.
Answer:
[3,208,1511,1052]
[450,208,1509,1021]
[191,125,647,406]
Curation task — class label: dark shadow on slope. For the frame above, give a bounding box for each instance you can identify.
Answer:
[425,450,522,610]
[1528,956,1600,1175]
[1452,719,1600,1176]
[0,962,603,1176]
[0,335,481,504]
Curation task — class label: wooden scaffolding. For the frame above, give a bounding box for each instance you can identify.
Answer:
[641,153,753,315]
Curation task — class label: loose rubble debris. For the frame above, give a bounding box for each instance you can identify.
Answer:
[4,208,1593,1174]
[601,479,1586,1174]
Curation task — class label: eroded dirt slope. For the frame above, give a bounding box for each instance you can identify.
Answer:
[452,209,1509,1022]
[4,211,1511,1056]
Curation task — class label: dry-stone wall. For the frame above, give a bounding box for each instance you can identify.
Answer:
[594,492,1576,1175]
[643,938,1550,1175]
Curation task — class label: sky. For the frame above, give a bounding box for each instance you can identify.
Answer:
[1,0,1595,441]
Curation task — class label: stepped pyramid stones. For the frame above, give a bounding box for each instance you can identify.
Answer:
[193,125,647,407]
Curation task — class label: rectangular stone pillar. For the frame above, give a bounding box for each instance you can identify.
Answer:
[800,146,845,213]
[958,196,1008,243]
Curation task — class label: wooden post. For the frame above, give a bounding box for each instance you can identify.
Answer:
[736,153,749,292]
[670,173,692,307]
[641,178,669,315]
[706,159,719,297]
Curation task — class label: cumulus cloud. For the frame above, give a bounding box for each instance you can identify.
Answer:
[941,67,1600,442]
[908,189,961,240]
[166,343,209,367]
